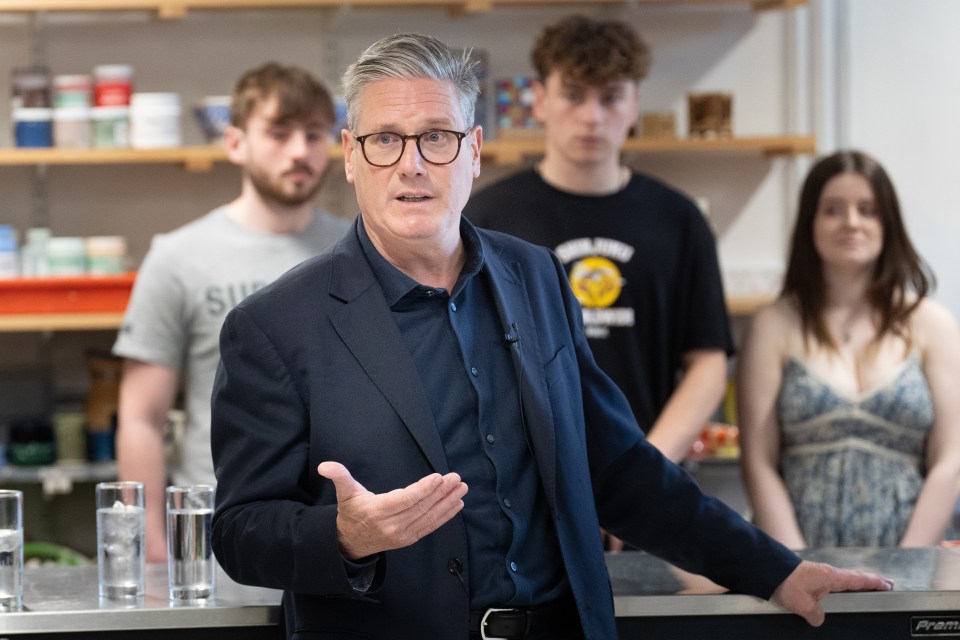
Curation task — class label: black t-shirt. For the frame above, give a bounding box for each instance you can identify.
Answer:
[464,169,734,431]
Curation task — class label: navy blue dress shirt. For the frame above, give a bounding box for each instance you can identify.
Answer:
[358,217,567,609]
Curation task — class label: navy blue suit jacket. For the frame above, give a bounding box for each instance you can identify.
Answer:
[211,218,798,639]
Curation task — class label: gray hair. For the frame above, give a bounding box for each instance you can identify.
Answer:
[342,33,480,132]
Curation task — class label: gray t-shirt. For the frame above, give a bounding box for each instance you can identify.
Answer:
[112,205,351,486]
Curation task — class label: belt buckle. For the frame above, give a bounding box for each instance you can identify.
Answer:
[480,607,520,640]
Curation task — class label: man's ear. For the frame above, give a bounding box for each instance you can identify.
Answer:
[222,125,246,166]
[531,80,547,124]
[471,126,483,178]
[342,129,356,185]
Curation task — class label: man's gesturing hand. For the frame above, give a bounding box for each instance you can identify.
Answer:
[317,461,469,560]
[772,560,894,627]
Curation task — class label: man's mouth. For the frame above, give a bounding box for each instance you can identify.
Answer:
[398,195,430,202]
[285,165,314,179]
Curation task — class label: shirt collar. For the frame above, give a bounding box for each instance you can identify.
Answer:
[357,215,486,307]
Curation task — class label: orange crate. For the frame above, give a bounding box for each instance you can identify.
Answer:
[0,273,137,314]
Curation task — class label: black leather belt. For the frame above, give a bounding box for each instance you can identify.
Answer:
[469,595,577,639]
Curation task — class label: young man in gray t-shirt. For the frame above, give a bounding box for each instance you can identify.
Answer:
[112,63,351,561]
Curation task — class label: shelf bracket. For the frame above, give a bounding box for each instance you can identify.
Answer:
[753,0,807,11]
[450,0,493,16]
[183,157,215,172]
[157,2,189,19]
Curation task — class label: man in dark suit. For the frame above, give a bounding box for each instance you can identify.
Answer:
[210,33,891,640]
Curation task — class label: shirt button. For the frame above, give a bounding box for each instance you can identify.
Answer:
[450,302,457,312]
[510,561,518,572]
[486,434,495,444]
[425,289,434,297]
[447,558,463,574]
[503,498,512,508]
[470,367,478,377]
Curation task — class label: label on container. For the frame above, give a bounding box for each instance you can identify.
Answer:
[47,237,87,276]
[54,74,93,108]
[12,67,51,108]
[87,255,126,275]
[14,109,53,148]
[96,82,132,107]
[92,108,130,149]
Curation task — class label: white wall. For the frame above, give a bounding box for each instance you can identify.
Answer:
[818,0,960,316]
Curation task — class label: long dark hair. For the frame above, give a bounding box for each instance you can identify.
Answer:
[782,150,933,350]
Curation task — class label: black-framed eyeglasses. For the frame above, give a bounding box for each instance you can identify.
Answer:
[353,129,469,167]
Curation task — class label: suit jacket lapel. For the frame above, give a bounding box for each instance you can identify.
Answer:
[326,225,450,474]
[480,234,558,507]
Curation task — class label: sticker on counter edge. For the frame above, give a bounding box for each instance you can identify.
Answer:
[912,617,960,636]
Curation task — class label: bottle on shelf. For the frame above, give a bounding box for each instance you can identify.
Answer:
[20,227,51,278]
[0,225,19,279]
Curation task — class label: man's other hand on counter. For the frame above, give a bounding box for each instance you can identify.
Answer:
[772,560,895,626]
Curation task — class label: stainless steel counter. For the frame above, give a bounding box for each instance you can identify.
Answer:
[0,563,280,637]
[610,547,960,638]
[3,548,960,638]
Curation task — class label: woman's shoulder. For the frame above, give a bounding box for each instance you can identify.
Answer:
[744,296,802,355]
[910,296,960,344]
[752,295,801,331]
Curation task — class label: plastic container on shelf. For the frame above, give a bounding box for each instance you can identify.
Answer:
[6,417,57,466]
[0,225,19,279]
[53,74,93,108]
[19,227,51,278]
[130,92,182,148]
[193,95,232,142]
[91,106,129,148]
[46,237,87,276]
[53,106,92,148]
[85,351,122,462]
[53,412,87,463]
[93,64,133,107]
[11,66,51,109]
[13,107,54,148]
[85,236,127,275]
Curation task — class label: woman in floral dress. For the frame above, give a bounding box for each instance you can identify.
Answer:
[738,150,960,548]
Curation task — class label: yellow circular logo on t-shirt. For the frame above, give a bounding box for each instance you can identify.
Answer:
[569,257,624,308]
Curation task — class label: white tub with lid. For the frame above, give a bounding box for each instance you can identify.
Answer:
[130,92,181,148]
[85,236,127,275]
[46,237,87,276]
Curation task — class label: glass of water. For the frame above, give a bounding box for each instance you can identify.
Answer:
[166,485,215,601]
[0,490,23,612]
[96,481,145,600]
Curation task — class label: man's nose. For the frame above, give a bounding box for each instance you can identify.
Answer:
[577,97,604,122]
[286,130,309,157]
[397,137,425,174]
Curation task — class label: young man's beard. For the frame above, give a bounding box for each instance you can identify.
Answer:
[248,163,327,208]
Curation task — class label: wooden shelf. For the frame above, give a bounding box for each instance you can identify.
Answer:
[0,294,773,333]
[0,146,229,172]
[0,0,808,19]
[726,293,775,315]
[623,134,815,157]
[0,312,126,332]
[486,134,815,163]
[0,135,815,170]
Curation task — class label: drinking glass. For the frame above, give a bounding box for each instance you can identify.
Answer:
[166,485,215,601]
[96,481,145,599]
[0,490,23,612]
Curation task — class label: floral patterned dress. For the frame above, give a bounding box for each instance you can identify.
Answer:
[776,353,946,547]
